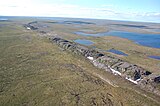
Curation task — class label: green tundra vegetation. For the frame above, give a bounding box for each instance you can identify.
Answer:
[0,17,160,106]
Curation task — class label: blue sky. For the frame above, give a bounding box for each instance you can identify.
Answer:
[0,0,160,23]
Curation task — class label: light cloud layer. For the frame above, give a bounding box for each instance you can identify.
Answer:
[0,0,160,22]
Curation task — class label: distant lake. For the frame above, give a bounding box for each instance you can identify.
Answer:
[74,31,160,48]
[0,18,8,21]
[74,39,94,46]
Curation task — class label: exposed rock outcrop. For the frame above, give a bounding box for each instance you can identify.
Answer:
[24,21,38,30]
[50,37,160,95]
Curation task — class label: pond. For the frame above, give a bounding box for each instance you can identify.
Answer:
[148,56,160,60]
[74,31,160,48]
[107,49,128,56]
[74,39,94,46]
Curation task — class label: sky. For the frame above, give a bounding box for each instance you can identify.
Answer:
[0,0,160,23]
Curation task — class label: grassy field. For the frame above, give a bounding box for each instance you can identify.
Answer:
[0,18,160,106]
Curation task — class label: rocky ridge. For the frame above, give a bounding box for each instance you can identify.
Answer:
[23,21,160,95]
[49,37,160,95]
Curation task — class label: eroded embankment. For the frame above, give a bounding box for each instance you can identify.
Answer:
[49,37,160,96]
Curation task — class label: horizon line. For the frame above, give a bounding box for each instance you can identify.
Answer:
[0,15,160,24]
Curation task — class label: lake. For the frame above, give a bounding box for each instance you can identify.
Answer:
[74,39,94,46]
[148,56,160,60]
[107,49,128,56]
[74,31,160,48]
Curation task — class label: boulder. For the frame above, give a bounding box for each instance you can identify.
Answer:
[154,76,160,83]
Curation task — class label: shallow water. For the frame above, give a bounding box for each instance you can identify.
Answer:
[74,31,160,48]
[74,39,94,46]
[148,56,160,60]
[107,49,128,56]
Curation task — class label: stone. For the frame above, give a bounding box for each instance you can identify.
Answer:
[154,76,160,83]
